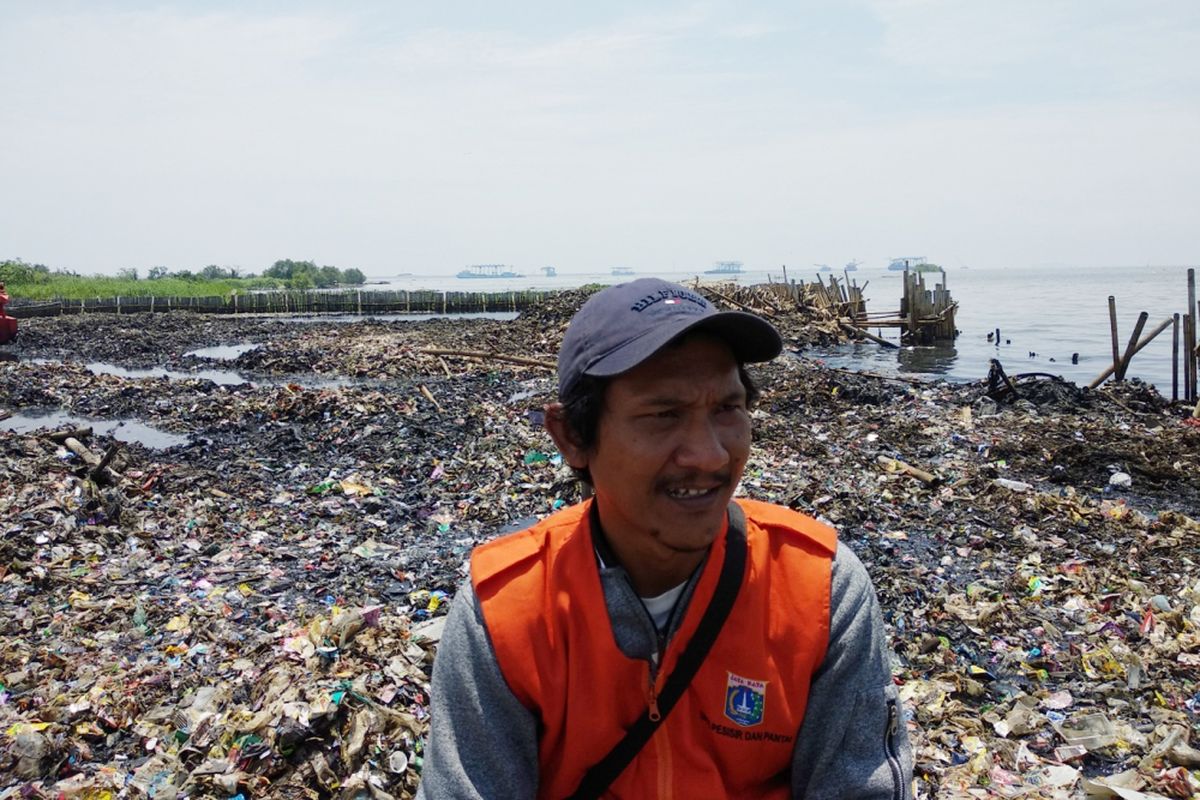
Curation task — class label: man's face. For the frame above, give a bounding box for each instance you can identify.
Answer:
[584,333,752,570]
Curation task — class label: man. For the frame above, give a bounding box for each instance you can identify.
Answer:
[419,279,913,798]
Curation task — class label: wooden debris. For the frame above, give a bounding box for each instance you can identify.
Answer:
[839,320,899,349]
[48,426,93,443]
[704,287,777,319]
[417,348,555,370]
[91,442,123,482]
[61,434,123,484]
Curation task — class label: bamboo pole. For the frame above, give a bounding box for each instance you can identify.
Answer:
[1189,269,1198,401]
[1173,313,1180,402]
[902,270,913,343]
[1107,296,1120,375]
[839,320,899,349]
[1187,315,1196,402]
[1088,316,1173,389]
[1114,311,1149,382]
[876,455,940,486]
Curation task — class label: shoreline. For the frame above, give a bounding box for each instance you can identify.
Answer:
[8,270,1194,395]
[2,297,1199,798]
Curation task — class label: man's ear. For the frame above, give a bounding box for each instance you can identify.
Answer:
[544,402,590,470]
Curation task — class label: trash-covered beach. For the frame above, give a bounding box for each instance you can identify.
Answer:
[3,290,1199,799]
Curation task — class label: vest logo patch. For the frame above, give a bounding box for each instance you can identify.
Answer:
[724,673,766,727]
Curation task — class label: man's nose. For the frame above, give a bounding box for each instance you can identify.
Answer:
[673,417,729,472]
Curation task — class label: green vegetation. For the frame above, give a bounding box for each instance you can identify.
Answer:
[262,259,366,289]
[0,258,367,301]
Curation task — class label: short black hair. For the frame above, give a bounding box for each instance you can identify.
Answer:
[557,364,760,486]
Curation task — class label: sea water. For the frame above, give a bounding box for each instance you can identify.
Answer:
[370,265,1197,392]
[817,264,1195,393]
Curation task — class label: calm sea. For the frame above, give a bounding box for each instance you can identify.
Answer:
[371,265,1197,394]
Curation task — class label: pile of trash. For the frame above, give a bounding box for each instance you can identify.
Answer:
[2,294,1199,798]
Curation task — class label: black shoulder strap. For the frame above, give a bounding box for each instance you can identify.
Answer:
[568,519,747,800]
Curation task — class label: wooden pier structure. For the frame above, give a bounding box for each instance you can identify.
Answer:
[848,269,958,345]
[758,268,958,346]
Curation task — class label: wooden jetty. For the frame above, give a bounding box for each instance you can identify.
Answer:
[857,269,958,345]
[759,268,957,346]
[6,289,557,319]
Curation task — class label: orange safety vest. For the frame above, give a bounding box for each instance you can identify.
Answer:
[472,498,837,799]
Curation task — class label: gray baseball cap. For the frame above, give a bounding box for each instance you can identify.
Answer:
[557,278,783,397]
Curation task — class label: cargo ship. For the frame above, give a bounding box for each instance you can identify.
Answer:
[457,264,524,279]
[704,261,743,275]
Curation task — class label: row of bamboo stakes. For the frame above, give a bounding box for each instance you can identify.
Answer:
[6,289,558,318]
[762,266,868,318]
[1091,267,1199,406]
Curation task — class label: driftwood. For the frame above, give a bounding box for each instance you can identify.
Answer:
[417,348,555,370]
[877,455,941,486]
[91,443,122,481]
[63,437,100,466]
[49,427,92,443]
[0,409,11,422]
[62,436,123,484]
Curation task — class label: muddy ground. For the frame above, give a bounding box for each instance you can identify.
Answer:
[2,298,1199,799]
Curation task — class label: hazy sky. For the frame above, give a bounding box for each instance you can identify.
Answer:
[2,1,1197,276]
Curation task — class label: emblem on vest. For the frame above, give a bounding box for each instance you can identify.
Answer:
[724,673,766,727]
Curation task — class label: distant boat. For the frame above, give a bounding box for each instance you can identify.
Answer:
[540,266,557,277]
[704,261,743,275]
[457,264,524,279]
[845,260,860,272]
[815,263,832,273]
[611,267,635,276]
[887,256,942,273]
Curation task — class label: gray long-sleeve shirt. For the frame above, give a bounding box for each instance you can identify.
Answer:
[417,532,913,799]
